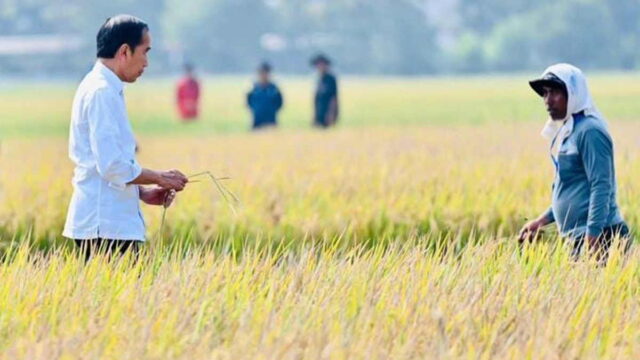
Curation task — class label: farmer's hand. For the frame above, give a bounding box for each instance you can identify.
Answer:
[140,187,177,207]
[586,234,606,263]
[518,219,545,243]
[156,169,188,191]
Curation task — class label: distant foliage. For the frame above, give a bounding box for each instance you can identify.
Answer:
[0,0,639,74]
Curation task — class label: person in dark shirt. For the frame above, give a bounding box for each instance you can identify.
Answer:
[310,54,339,128]
[247,62,283,130]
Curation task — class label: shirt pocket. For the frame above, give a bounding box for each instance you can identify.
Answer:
[110,186,140,222]
[111,184,139,202]
[557,154,582,182]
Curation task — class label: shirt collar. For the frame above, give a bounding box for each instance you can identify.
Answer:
[93,60,124,94]
[563,111,586,139]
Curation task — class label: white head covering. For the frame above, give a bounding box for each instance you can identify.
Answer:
[538,63,605,142]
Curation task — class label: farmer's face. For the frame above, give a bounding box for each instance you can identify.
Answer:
[120,30,151,83]
[258,70,270,84]
[315,62,329,74]
[543,86,568,120]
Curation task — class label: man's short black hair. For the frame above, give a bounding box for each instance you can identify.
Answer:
[258,61,272,73]
[310,54,331,66]
[96,15,149,59]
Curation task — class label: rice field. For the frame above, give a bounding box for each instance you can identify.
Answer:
[0,75,639,359]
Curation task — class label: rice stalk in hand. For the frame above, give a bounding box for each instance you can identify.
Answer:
[188,172,239,208]
[158,172,239,241]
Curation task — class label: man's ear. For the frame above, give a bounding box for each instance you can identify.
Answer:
[116,44,131,60]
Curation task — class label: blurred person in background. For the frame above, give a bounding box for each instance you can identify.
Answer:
[310,54,339,128]
[64,15,189,260]
[518,63,631,264]
[176,63,201,122]
[246,61,283,130]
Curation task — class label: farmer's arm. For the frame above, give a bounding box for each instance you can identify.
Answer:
[541,207,555,225]
[325,78,338,125]
[326,97,338,125]
[275,88,283,112]
[518,207,555,242]
[194,80,200,100]
[580,129,614,251]
[247,90,254,109]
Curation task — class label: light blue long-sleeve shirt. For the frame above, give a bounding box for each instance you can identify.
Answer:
[544,112,624,239]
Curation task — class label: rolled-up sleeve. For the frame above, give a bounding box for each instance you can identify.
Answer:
[86,89,142,190]
[580,129,614,238]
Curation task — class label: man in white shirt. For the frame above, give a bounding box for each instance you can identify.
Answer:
[63,15,189,259]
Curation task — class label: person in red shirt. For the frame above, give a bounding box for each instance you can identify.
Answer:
[176,63,200,122]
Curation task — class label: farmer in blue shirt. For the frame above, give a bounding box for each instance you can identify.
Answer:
[519,64,631,262]
[247,62,283,130]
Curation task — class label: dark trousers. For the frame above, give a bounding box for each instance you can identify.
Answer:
[74,239,142,261]
[572,222,632,261]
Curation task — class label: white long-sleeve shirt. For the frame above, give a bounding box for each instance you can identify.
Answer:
[63,61,145,241]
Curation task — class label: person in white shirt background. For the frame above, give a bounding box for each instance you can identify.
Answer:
[63,15,189,259]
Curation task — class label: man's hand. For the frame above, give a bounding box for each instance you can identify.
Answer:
[140,187,177,207]
[518,219,546,244]
[586,234,604,260]
[156,170,188,191]
[326,98,338,126]
[130,169,189,191]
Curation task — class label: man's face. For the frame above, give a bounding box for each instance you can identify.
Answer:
[121,30,151,83]
[258,69,271,84]
[543,86,568,120]
[315,62,328,74]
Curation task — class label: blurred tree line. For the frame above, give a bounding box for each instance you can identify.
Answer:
[0,0,638,75]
